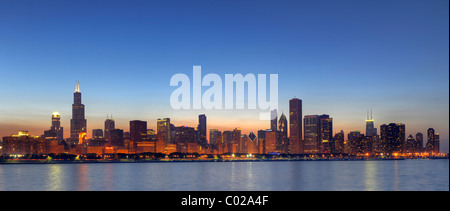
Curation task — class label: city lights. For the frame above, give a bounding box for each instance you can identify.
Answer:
[0,83,447,163]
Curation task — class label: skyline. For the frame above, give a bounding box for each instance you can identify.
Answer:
[1,80,446,154]
[0,0,448,152]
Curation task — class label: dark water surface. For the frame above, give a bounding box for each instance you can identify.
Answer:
[0,159,448,191]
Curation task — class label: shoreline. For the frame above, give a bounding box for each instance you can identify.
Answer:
[1,157,447,165]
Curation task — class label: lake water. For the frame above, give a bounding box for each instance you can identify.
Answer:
[0,159,448,191]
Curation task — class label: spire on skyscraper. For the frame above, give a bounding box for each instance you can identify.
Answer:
[75,80,80,93]
[366,109,374,121]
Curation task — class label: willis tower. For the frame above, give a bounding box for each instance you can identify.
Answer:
[70,81,87,144]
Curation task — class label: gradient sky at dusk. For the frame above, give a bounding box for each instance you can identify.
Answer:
[0,0,448,152]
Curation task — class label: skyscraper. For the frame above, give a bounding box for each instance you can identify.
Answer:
[110,129,124,147]
[348,130,365,155]
[319,114,333,153]
[92,129,103,139]
[51,112,61,130]
[130,120,147,144]
[258,130,266,154]
[265,130,277,154]
[334,130,345,154]
[435,133,440,154]
[157,118,171,143]
[198,114,207,145]
[426,128,435,153]
[278,112,287,137]
[271,109,277,132]
[247,132,259,154]
[303,114,332,154]
[43,112,64,141]
[416,132,424,152]
[365,110,377,136]
[210,129,221,146]
[380,123,405,154]
[278,112,289,153]
[104,115,115,141]
[304,115,319,154]
[70,81,87,144]
[173,126,197,144]
[426,128,440,154]
[289,98,302,154]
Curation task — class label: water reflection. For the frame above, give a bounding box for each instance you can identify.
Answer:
[246,162,254,190]
[47,165,64,191]
[364,161,377,191]
[76,164,90,190]
[393,161,399,191]
[0,160,448,191]
[104,163,114,191]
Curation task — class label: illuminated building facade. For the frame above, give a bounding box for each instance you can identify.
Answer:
[365,110,377,137]
[70,81,87,144]
[278,112,289,154]
[289,98,302,154]
[380,123,405,154]
[348,130,364,155]
[334,130,345,154]
[304,115,319,154]
[209,129,221,146]
[239,134,249,153]
[406,135,416,153]
[43,112,64,141]
[435,133,440,153]
[426,128,440,154]
[147,129,156,142]
[2,131,46,155]
[416,132,424,152]
[155,134,166,154]
[157,118,171,143]
[303,114,333,154]
[173,126,197,144]
[319,115,333,153]
[247,131,258,154]
[265,130,277,154]
[92,129,103,139]
[104,116,115,141]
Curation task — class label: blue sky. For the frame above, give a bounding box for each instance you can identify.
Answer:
[0,0,448,151]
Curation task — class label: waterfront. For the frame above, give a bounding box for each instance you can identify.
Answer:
[0,159,447,191]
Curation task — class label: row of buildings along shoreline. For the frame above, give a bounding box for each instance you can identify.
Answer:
[1,82,444,159]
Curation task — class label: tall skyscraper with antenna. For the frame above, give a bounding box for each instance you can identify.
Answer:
[70,81,87,144]
[366,109,377,137]
[104,114,115,141]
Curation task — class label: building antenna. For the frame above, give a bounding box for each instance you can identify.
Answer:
[75,80,80,93]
